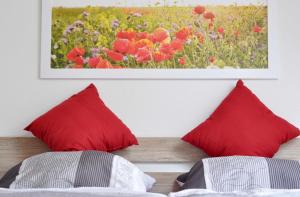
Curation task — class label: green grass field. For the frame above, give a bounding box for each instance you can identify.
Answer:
[51,4,268,69]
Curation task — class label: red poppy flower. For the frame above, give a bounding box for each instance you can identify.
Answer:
[194,5,205,15]
[152,28,170,43]
[196,32,205,44]
[178,57,186,65]
[209,56,216,63]
[176,27,192,41]
[67,48,85,65]
[253,25,262,33]
[136,32,149,40]
[88,56,113,69]
[204,12,215,21]
[117,30,136,40]
[218,27,225,34]
[127,41,138,55]
[147,34,156,43]
[96,59,113,68]
[159,43,175,55]
[105,49,124,62]
[171,39,184,51]
[153,51,167,63]
[135,39,154,49]
[135,48,152,63]
[88,57,101,68]
[113,39,130,54]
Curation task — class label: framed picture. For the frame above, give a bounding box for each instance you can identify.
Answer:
[41,0,279,79]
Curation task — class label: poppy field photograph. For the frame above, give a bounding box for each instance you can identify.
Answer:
[49,0,268,70]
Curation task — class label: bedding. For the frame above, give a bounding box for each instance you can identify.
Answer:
[0,187,166,197]
[1,188,300,197]
[0,151,155,192]
[177,156,300,192]
[25,83,138,152]
[169,189,300,197]
[182,80,300,157]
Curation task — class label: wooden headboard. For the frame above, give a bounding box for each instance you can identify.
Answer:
[0,137,300,194]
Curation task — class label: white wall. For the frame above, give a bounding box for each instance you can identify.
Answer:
[0,0,300,137]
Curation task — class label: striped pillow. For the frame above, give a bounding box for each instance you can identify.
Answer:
[0,151,155,192]
[177,156,300,192]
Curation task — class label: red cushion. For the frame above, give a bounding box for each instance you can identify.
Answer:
[25,84,138,152]
[182,80,300,158]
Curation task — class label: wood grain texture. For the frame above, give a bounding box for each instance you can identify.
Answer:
[274,138,300,160]
[148,172,181,194]
[114,137,206,163]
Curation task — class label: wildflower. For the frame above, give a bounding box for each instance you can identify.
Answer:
[90,48,101,57]
[132,12,142,17]
[194,5,205,15]
[53,43,59,49]
[88,57,101,68]
[51,55,57,60]
[94,31,100,36]
[186,39,192,45]
[67,48,85,65]
[178,57,186,65]
[60,38,68,44]
[175,27,192,41]
[127,41,138,55]
[208,32,218,40]
[196,32,205,44]
[117,29,136,40]
[104,49,124,62]
[153,51,166,63]
[152,28,170,43]
[83,58,89,65]
[135,48,152,63]
[113,39,130,54]
[63,25,74,36]
[96,58,113,69]
[209,56,216,63]
[82,11,89,17]
[84,29,89,34]
[204,12,215,21]
[111,19,120,29]
[171,39,184,51]
[208,22,214,30]
[135,39,154,49]
[73,20,84,27]
[159,43,175,56]
[253,25,262,33]
[136,32,149,40]
[218,27,225,35]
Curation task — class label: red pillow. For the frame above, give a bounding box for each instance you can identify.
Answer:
[182,80,300,158]
[25,84,138,152]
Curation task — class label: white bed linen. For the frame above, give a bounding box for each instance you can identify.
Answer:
[169,189,300,197]
[0,187,166,197]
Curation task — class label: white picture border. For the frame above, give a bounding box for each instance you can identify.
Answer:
[40,0,279,79]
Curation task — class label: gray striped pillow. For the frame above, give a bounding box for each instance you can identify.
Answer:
[177,156,300,192]
[0,151,155,192]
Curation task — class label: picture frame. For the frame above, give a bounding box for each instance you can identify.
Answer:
[40,0,279,79]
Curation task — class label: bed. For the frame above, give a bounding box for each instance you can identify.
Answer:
[0,137,300,196]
